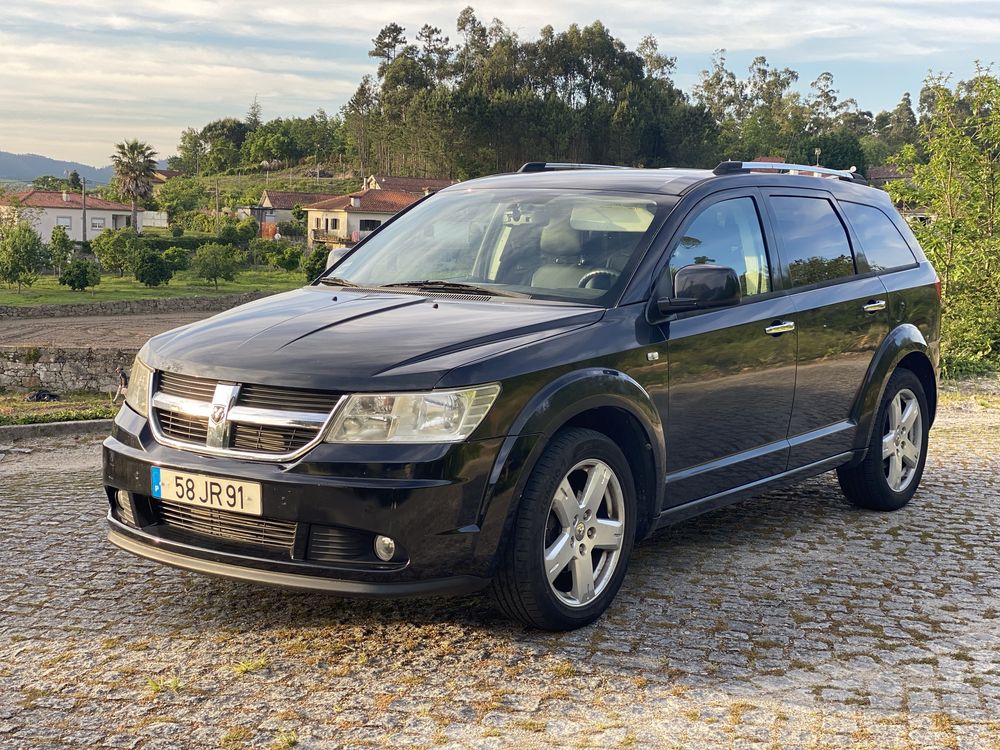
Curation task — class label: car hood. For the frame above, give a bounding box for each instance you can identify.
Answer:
[144,286,603,390]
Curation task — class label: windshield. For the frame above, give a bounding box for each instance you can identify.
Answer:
[326,188,675,305]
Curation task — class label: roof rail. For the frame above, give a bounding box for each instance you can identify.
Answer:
[713,160,868,185]
[518,162,632,173]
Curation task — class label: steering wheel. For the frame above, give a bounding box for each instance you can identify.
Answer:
[577,268,621,289]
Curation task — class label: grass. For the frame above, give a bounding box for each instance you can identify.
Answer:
[270,729,298,749]
[146,676,182,696]
[233,657,270,675]
[0,268,306,307]
[0,391,115,426]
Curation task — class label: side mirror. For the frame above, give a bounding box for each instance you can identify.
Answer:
[656,264,741,314]
[326,247,349,270]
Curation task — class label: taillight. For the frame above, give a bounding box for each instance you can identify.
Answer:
[934,279,942,300]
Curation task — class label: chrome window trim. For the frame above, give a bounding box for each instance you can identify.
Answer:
[148,374,347,462]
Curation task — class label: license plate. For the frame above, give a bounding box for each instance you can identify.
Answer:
[150,467,262,516]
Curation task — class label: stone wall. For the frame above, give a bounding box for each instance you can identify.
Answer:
[0,291,274,320]
[0,346,138,393]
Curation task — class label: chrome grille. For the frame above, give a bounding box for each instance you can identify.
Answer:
[149,370,344,460]
[158,371,217,402]
[231,423,317,453]
[154,498,296,551]
[156,411,209,442]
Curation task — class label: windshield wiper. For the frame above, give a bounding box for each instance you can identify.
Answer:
[379,280,525,298]
[319,276,362,288]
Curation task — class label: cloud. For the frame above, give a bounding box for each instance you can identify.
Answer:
[0,1,997,163]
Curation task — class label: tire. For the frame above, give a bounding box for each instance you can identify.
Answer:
[489,427,637,630]
[837,368,929,511]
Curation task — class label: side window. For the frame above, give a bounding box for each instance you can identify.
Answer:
[668,197,771,296]
[841,202,917,272]
[770,196,855,287]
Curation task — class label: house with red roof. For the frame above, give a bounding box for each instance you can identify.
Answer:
[304,189,428,248]
[0,190,141,242]
[363,175,456,193]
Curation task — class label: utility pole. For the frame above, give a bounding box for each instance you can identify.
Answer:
[81,176,88,243]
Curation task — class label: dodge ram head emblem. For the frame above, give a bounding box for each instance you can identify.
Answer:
[206,383,240,448]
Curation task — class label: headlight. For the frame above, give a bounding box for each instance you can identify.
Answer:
[125,351,153,417]
[325,384,501,443]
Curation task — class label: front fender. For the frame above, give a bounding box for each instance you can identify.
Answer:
[470,367,666,574]
[852,323,933,455]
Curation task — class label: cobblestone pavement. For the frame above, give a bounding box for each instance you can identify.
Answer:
[1,391,998,749]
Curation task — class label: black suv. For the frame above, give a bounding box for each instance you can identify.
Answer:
[104,161,940,630]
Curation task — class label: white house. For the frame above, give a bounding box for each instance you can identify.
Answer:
[1,190,141,243]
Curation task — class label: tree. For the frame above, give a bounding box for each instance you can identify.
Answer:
[132,248,173,287]
[168,127,205,174]
[49,224,74,276]
[0,221,47,292]
[888,68,1000,374]
[246,96,263,131]
[58,258,101,291]
[92,227,145,276]
[154,177,207,220]
[67,170,82,190]
[193,243,241,288]
[111,139,157,230]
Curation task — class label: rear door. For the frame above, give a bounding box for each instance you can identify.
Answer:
[761,189,890,468]
[659,189,798,505]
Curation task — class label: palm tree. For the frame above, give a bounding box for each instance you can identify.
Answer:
[110,139,157,231]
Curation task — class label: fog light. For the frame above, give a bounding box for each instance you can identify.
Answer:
[115,490,137,527]
[374,535,396,561]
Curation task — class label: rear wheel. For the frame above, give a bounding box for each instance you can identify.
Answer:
[489,428,636,630]
[837,368,929,511]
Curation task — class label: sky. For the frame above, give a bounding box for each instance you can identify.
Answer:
[1,0,998,167]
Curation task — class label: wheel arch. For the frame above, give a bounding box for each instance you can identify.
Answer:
[475,368,666,570]
[852,323,938,455]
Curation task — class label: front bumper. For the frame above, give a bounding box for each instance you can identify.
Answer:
[101,404,529,596]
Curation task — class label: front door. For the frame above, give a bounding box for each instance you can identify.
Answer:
[659,191,797,506]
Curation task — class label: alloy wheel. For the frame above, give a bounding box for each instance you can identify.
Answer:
[543,459,625,608]
[882,387,922,493]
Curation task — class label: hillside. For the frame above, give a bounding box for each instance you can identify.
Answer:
[0,150,114,183]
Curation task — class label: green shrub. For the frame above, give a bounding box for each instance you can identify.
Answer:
[163,246,191,271]
[301,248,328,280]
[142,235,217,253]
[247,238,273,267]
[58,258,102,291]
[217,222,241,246]
[266,244,303,273]
[132,248,173,287]
[169,224,184,237]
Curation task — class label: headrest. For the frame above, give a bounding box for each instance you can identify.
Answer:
[539,215,581,256]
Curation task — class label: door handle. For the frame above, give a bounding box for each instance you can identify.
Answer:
[764,320,795,336]
[863,299,887,313]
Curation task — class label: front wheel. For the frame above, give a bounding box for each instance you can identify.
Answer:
[837,368,930,511]
[489,428,636,630]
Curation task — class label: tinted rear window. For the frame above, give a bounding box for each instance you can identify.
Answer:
[771,196,856,287]
[841,201,917,272]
